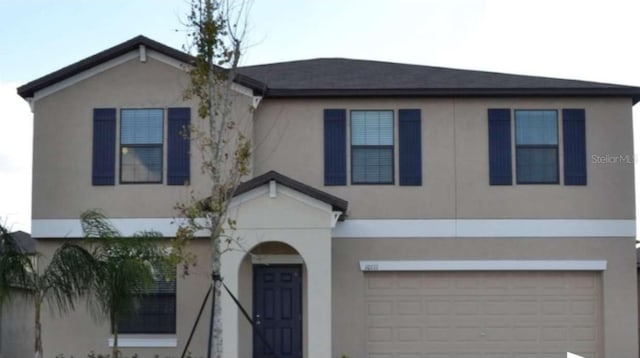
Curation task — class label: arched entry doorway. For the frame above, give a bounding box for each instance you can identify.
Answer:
[237,242,306,358]
[220,172,346,358]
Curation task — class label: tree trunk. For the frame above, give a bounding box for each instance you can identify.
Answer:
[211,235,223,358]
[34,298,42,358]
[112,314,119,358]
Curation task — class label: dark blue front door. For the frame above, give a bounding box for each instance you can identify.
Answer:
[253,265,302,358]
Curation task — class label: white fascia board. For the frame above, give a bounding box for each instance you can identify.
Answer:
[108,337,177,348]
[333,219,636,238]
[33,51,138,102]
[147,49,187,70]
[359,260,608,272]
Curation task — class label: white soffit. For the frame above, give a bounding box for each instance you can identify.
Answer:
[333,219,635,238]
[359,260,608,271]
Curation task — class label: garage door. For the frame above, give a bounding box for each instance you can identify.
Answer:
[365,271,601,358]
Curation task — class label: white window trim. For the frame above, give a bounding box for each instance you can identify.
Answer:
[107,337,177,348]
[359,260,607,272]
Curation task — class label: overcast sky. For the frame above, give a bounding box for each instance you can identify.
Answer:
[1,0,639,233]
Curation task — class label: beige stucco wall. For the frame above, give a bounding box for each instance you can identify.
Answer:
[34,238,213,358]
[0,291,34,358]
[253,97,635,219]
[33,82,635,222]
[331,236,637,358]
[31,182,334,358]
[31,56,254,220]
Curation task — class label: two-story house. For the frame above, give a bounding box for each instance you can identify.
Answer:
[14,35,640,358]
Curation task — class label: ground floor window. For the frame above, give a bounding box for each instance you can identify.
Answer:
[117,268,176,334]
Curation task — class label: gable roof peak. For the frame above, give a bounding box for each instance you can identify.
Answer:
[17,35,195,99]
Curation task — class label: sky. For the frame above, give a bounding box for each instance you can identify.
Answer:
[1,0,640,233]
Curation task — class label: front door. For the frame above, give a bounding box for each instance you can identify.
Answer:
[253,265,302,358]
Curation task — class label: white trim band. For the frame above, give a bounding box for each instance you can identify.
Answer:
[108,337,177,348]
[334,219,635,238]
[359,260,608,272]
[31,218,208,238]
[32,218,636,239]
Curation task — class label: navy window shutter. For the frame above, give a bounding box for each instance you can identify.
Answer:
[167,108,191,185]
[324,109,346,185]
[92,108,116,185]
[399,109,422,185]
[488,108,513,185]
[563,109,586,185]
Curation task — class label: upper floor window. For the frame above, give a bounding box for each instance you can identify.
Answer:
[92,107,190,186]
[515,110,558,184]
[350,110,394,184]
[120,109,163,184]
[324,108,421,186]
[488,108,586,186]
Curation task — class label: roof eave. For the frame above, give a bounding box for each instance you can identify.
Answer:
[17,36,194,99]
[234,170,348,213]
[262,87,640,103]
[17,35,267,99]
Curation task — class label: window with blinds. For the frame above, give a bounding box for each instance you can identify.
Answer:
[515,110,559,184]
[351,110,394,184]
[117,265,176,334]
[120,109,163,183]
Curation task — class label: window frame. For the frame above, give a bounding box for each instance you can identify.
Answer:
[119,108,165,185]
[116,267,176,335]
[349,110,395,185]
[514,109,560,185]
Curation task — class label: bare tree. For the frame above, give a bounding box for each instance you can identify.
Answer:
[176,1,252,357]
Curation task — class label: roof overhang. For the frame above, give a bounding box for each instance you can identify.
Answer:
[234,170,348,214]
[17,35,266,101]
[261,87,640,104]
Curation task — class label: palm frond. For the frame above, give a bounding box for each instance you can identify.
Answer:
[80,209,121,239]
[0,248,37,304]
[41,242,97,316]
[79,209,179,326]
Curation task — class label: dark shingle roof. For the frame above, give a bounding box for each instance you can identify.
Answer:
[17,35,640,103]
[237,58,640,101]
[2,231,35,254]
[235,171,348,213]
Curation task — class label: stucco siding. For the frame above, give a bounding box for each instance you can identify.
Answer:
[34,238,213,358]
[332,236,637,358]
[253,97,634,220]
[31,57,254,220]
[0,291,34,358]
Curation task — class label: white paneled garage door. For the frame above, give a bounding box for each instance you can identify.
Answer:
[365,271,601,358]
